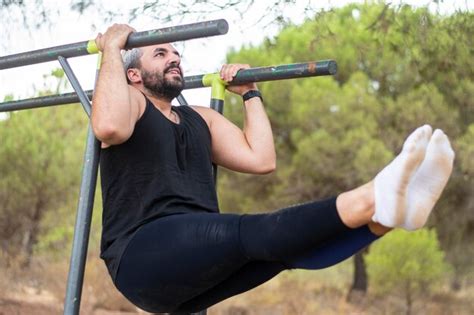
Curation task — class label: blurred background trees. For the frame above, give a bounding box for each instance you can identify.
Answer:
[0,1,472,313]
[219,1,473,298]
[366,229,450,315]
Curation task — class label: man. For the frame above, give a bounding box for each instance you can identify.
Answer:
[92,24,454,313]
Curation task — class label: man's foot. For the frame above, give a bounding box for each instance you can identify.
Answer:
[402,129,455,230]
[372,125,432,227]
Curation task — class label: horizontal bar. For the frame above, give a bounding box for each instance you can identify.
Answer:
[0,60,337,112]
[0,91,93,112]
[185,60,337,89]
[0,19,228,70]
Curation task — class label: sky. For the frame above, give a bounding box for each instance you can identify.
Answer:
[0,0,471,107]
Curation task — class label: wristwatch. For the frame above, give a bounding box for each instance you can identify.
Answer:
[242,90,263,102]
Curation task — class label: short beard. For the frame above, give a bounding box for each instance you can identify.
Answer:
[141,66,184,101]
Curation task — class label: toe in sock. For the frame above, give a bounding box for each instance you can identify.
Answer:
[372,125,432,227]
[403,129,455,230]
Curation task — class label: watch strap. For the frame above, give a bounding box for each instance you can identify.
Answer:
[242,90,263,102]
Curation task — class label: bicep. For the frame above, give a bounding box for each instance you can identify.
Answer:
[197,108,263,173]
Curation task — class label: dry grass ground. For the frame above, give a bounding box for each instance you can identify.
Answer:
[1,255,473,315]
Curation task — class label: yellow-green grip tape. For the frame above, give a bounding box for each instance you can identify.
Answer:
[87,40,99,54]
[202,73,227,100]
[96,52,102,69]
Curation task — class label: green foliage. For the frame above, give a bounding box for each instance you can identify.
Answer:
[366,229,450,310]
[0,95,88,262]
[457,124,474,175]
[220,3,473,282]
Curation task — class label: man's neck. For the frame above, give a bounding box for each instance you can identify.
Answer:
[138,88,173,111]
[147,94,173,111]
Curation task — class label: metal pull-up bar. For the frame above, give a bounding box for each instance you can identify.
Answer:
[186,60,337,88]
[0,60,337,112]
[0,19,228,69]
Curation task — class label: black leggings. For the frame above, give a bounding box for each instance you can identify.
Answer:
[115,197,378,313]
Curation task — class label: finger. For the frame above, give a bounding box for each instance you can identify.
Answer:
[220,64,229,80]
[95,33,103,50]
[230,64,242,78]
[225,64,235,78]
[227,64,244,81]
[121,24,135,34]
[226,64,240,81]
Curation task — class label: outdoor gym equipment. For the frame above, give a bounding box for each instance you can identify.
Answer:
[0,19,336,315]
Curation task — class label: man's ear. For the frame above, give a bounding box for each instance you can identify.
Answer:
[127,68,142,84]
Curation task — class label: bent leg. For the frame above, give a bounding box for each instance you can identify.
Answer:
[177,261,286,313]
[179,224,381,312]
[239,196,365,262]
[115,197,372,313]
[239,194,380,269]
[115,213,250,313]
[288,225,379,269]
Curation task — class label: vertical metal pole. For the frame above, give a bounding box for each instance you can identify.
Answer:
[59,55,101,315]
[209,98,224,185]
[64,127,100,315]
[209,79,226,185]
[210,98,224,114]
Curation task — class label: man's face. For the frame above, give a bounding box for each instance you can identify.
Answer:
[139,44,184,101]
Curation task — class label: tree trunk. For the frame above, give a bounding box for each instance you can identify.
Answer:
[405,281,412,315]
[347,249,368,303]
[20,199,43,268]
[451,268,462,291]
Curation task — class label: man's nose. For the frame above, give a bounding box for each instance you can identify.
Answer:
[169,54,181,65]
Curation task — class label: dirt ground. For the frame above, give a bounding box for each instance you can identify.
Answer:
[1,264,473,315]
[1,282,474,315]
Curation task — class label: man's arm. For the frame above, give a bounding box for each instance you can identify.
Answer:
[193,64,276,175]
[91,24,143,146]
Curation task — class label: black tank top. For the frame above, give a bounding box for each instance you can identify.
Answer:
[99,97,219,280]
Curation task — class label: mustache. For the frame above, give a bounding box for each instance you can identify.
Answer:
[164,64,182,75]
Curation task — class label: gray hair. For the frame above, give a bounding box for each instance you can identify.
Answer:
[122,48,143,83]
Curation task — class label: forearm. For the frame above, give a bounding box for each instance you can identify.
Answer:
[209,63,276,174]
[90,24,137,144]
[92,47,133,139]
[242,96,276,170]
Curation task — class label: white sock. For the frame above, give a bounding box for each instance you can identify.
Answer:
[372,125,432,227]
[402,129,455,230]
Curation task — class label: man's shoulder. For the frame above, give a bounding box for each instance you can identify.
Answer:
[188,105,213,127]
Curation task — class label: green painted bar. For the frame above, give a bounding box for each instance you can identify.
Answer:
[0,60,337,112]
[185,60,337,89]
